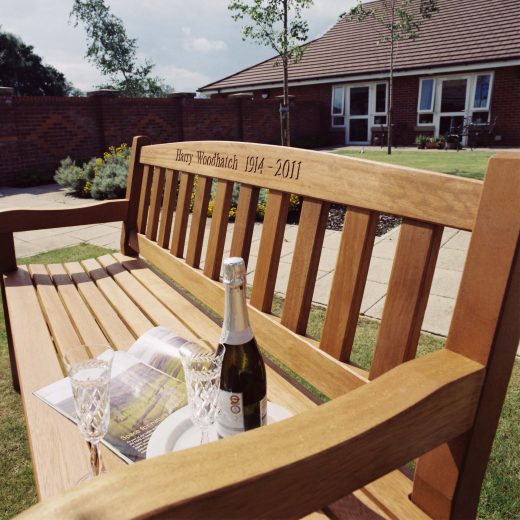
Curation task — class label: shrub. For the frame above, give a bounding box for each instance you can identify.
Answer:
[54,144,130,199]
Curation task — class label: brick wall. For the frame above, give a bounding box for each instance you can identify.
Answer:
[0,92,325,186]
[490,66,520,146]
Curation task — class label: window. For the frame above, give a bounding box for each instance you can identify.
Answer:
[332,87,344,115]
[474,74,491,109]
[419,78,434,111]
[441,79,467,112]
[417,78,435,125]
[331,86,345,127]
[374,83,387,125]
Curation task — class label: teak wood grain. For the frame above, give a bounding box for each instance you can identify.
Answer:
[281,198,330,334]
[140,141,482,230]
[203,179,233,280]
[136,165,153,234]
[156,169,179,249]
[186,175,212,268]
[3,140,518,520]
[230,184,260,266]
[250,190,290,312]
[369,220,443,379]
[145,167,165,242]
[18,351,484,520]
[320,208,378,361]
[170,172,194,258]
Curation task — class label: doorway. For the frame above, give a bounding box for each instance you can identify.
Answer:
[347,85,370,144]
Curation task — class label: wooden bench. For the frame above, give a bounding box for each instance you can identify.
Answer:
[1,137,518,519]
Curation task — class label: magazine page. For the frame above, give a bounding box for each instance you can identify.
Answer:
[128,326,211,381]
[34,350,187,463]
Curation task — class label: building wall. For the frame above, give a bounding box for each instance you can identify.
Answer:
[0,93,324,185]
[258,64,520,147]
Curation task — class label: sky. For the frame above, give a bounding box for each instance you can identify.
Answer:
[1,0,358,94]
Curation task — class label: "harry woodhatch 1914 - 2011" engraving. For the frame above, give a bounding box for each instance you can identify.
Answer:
[175,148,302,181]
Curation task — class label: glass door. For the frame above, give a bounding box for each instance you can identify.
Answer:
[347,86,370,144]
[436,78,469,137]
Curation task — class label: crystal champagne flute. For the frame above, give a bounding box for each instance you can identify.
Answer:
[180,344,225,445]
[69,350,113,482]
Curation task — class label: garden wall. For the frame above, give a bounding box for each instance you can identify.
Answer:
[0,91,325,186]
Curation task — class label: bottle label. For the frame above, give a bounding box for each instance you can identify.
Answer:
[217,391,267,437]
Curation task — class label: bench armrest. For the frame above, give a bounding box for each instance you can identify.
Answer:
[0,200,129,233]
[18,350,484,520]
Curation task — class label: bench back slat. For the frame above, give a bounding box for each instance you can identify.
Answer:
[137,165,153,234]
[320,208,379,361]
[230,184,260,267]
[186,175,212,268]
[157,169,178,249]
[281,198,330,334]
[369,220,444,379]
[170,172,194,258]
[250,190,290,312]
[204,180,234,280]
[145,167,165,241]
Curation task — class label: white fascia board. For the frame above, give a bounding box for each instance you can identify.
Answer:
[201,59,520,95]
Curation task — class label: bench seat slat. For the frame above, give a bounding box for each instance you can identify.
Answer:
[28,264,89,367]
[96,254,197,340]
[80,258,153,338]
[64,261,136,350]
[46,263,109,357]
[3,267,91,498]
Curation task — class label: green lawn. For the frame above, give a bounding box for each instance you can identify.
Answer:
[334,148,494,180]
[0,244,518,519]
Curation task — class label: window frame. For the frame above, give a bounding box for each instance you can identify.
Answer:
[417,77,436,126]
[471,72,494,113]
[331,86,346,128]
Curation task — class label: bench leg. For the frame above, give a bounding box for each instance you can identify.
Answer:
[1,279,20,393]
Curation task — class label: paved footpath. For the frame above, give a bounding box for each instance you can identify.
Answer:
[0,183,505,347]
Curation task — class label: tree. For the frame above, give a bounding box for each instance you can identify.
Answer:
[70,0,171,97]
[342,0,438,154]
[229,0,314,146]
[0,30,75,96]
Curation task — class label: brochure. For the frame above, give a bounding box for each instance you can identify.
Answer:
[34,327,208,464]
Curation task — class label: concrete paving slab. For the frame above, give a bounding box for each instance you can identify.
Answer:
[68,224,120,241]
[442,230,471,251]
[430,267,463,299]
[367,256,393,285]
[436,247,468,271]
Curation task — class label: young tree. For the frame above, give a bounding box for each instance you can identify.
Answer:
[70,0,171,97]
[229,0,314,146]
[342,0,438,154]
[0,30,75,96]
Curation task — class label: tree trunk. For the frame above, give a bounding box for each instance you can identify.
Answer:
[282,0,290,147]
[387,3,395,155]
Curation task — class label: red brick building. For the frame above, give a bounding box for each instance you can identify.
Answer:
[199,0,520,147]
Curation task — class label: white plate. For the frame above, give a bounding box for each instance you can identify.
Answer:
[146,402,292,459]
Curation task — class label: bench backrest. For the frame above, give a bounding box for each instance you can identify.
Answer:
[120,136,519,518]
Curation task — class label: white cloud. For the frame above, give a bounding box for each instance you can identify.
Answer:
[183,36,227,53]
[154,64,210,93]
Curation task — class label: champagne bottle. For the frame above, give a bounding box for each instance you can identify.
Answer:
[216,257,267,438]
